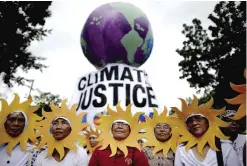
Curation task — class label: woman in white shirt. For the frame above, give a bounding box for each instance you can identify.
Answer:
[0,94,41,166]
[34,144,88,166]
[34,100,89,166]
[34,117,88,166]
[0,111,40,166]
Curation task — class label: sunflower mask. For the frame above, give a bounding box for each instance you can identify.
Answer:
[141,106,180,157]
[96,102,143,157]
[36,100,89,159]
[172,95,230,155]
[80,126,102,155]
[0,94,40,155]
[225,68,246,120]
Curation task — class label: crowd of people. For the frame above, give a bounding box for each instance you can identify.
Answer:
[0,93,245,166]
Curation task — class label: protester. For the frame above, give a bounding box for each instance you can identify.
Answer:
[142,107,179,166]
[81,126,101,157]
[34,100,89,166]
[220,110,246,166]
[0,94,40,166]
[89,103,149,166]
[172,96,241,166]
[89,135,99,150]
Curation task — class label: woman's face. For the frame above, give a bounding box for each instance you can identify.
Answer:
[154,123,171,142]
[89,135,99,148]
[186,115,209,137]
[51,118,71,141]
[111,122,130,140]
[4,112,26,137]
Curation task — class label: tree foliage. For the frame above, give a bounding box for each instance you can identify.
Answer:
[177,1,246,108]
[33,91,61,106]
[0,2,52,87]
[33,91,62,116]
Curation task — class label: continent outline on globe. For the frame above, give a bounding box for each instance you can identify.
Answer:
[80,2,154,69]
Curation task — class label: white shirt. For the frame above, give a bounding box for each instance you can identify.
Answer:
[175,140,241,166]
[232,134,246,166]
[0,144,38,166]
[34,146,88,166]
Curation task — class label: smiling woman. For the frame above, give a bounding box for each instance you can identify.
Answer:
[111,120,131,141]
[88,102,149,166]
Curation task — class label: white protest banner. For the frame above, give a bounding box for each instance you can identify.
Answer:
[69,63,160,125]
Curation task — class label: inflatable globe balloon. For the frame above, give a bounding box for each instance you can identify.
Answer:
[81,2,154,69]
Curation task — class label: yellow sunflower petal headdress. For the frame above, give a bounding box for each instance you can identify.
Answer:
[36,99,89,159]
[80,126,102,155]
[225,68,246,120]
[0,94,40,155]
[141,106,180,157]
[96,102,143,157]
[171,95,230,155]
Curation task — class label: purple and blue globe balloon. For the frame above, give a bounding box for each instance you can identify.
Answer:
[81,2,154,69]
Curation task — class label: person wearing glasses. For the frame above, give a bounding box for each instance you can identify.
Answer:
[175,113,240,166]
[141,108,179,166]
[143,123,174,166]
[173,97,241,166]
[89,119,149,166]
[219,110,246,166]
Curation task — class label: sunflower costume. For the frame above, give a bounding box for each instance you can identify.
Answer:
[141,106,180,157]
[225,68,246,120]
[36,99,89,159]
[171,95,230,155]
[80,127,102,155]
[96,102,143,157]
[0,94,40,155]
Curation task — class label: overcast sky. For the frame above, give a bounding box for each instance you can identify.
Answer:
[2,0,219,110]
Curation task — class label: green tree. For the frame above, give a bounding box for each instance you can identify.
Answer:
[0,2,52,87]
[33,91,62,116]
[33,91,62,106]
[176,1,246,108]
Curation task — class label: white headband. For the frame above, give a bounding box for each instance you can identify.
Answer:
[52,117,72,128]
[112,120,130,126]
[185,114,206,123]
[185,114,208,130]
[110,120,130,137]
